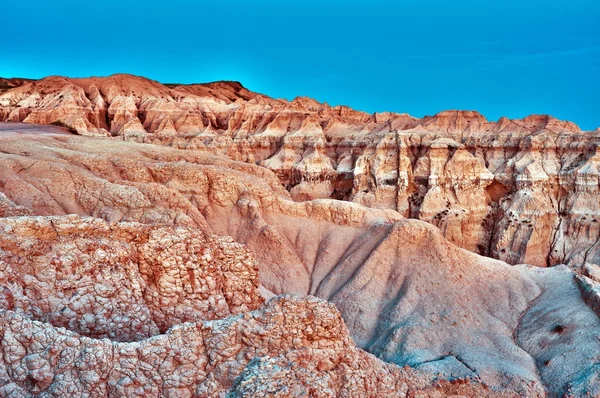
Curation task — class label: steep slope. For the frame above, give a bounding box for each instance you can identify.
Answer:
[1,75,599,270]
[1,125,599,395]
[516,265,600,396]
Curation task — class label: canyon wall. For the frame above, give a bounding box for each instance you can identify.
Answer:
[0,125,600,396]
[1,75,599,269]
[2,75,600,396]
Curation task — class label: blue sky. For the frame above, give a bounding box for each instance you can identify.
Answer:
[1,0,599,129]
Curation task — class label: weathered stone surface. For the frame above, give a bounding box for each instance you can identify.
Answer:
[0,215,262,342]
[0,295,519,397]
[1,75,600,396]
[1,75,599,268]
[517,265,600,397]
[575,272,600,318]
[1,126,598,395]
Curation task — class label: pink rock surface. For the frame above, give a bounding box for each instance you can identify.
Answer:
[0,215,261,342]
[0,295,514,397]
[2,75,599,268]
[0,125,599,395]
[1,74,600,396]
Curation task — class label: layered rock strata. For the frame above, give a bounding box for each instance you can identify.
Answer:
[0,127,599,395]
[1,76,599,270]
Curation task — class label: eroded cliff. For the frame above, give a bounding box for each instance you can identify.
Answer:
[1,125,599,396]
[1,75,599,269]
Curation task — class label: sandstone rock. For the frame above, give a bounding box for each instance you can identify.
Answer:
[0,295,519,397]
[0,215,262,341]
[1,75,600,396]
[1,126,597,395]
[516,265,600,396]
[584,262,600,281]
[2,75,599,268]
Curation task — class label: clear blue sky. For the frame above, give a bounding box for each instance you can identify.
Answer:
[1,0,599,129]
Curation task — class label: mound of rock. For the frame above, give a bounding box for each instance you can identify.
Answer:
[0,215,261,342]
[0,295,519,397]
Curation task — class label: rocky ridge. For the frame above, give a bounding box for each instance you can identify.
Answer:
[1,75,599,270]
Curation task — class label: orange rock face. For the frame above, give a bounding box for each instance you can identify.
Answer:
[1,75,600,397]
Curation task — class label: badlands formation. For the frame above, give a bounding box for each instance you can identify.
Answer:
[0,75,599,397]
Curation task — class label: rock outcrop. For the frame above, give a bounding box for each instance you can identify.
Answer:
[1,125,600,396]
[0,215,261,342]
[0,295,515,397]
[1,75,599,270]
